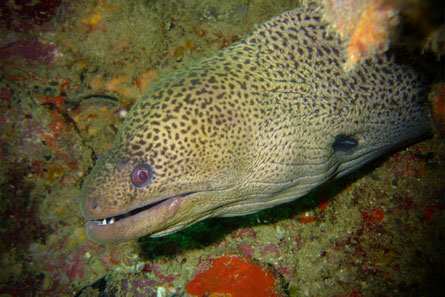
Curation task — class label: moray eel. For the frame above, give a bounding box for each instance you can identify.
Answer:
[81,6,431,244]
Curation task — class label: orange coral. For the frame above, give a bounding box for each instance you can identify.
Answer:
[322,0,400,70]
[346,0,399,69]
[185,255,280,297]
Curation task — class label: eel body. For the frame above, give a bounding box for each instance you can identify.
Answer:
[81,6,431,244]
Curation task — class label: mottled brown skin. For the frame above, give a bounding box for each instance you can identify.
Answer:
[81,6,431,244]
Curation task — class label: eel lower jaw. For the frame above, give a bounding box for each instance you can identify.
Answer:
[85,192,195,244]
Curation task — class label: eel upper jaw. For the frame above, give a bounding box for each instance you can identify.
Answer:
[84,192,195,244]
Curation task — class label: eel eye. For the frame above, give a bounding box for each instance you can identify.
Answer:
[131,164,153,187]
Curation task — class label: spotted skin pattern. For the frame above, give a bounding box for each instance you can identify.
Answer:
[81,6,431,244]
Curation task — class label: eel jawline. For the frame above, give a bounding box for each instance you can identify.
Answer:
[85,193,194,244]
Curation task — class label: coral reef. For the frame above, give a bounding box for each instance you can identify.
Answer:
[0,1,443,296]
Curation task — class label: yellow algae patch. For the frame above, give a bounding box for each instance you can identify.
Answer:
[137,69,158,90]
[88,74,104,92]
[105,75,138,98]
[88,74,134,97]
[80,0,118,29]
[104,75,128,92]
[65,227,88,251]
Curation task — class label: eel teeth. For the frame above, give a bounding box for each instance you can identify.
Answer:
[97,217,116,225]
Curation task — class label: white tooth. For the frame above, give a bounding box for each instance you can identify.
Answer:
[110,217,115,224]
[102,218,107,225]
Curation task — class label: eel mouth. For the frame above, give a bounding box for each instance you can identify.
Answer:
[85,192,195,243]
[88,192,195,226]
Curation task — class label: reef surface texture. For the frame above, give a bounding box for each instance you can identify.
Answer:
[0,0,444,296]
